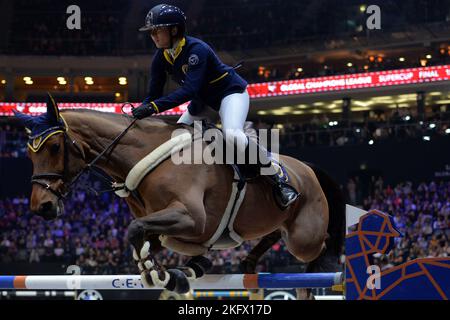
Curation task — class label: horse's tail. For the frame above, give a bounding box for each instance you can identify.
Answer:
[305,162,346,272]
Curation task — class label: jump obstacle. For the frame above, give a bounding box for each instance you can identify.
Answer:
[1,207,449,300]
[0,273,343,291]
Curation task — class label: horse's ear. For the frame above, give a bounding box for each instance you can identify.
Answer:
[12,109,35,133]
[46,92,61,124]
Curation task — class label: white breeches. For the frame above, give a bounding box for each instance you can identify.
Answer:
[177,89,250,153]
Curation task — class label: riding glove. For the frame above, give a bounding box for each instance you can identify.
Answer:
[132,103,158,119]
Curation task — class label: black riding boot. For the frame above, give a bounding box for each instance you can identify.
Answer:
[246,138,299,210]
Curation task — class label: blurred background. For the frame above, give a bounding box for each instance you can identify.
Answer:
[0,0,449,300]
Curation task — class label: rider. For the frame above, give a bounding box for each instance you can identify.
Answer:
[132,4,298,209]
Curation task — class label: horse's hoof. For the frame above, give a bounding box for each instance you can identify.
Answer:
[177,266,197,280]
[186,256,212,278]
[150,269,170,288]
[165,269,190,294]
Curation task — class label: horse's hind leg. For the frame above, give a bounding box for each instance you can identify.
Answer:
[240,230,281,273]
[127,201,205,294]
[282,193,328,300]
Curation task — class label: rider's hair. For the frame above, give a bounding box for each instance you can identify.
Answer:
[171,24,186,39]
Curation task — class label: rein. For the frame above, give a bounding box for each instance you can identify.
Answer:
[31,104,138,200]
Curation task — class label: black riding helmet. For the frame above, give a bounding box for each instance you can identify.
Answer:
[139,4,186,37]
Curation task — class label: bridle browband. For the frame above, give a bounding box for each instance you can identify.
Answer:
[31,105,137,201]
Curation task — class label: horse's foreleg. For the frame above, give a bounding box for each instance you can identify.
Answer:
[127,201,203,293]
[240,230,281,273]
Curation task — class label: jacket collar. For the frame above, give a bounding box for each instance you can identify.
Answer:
[163,37,186,65]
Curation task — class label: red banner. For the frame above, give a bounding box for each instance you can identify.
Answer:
[1,65,450,117]
[247,65,450,97]
[0,102,189,117]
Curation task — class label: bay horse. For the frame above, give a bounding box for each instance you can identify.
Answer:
[14,95,345,295]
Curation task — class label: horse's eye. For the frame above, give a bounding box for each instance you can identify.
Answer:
[50,143,60,154]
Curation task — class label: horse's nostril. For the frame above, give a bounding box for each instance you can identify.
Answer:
[40,201,53,212]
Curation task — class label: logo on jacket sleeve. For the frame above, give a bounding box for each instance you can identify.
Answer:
[188,54,199,66]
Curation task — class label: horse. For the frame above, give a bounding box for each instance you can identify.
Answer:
[14,94,345,295]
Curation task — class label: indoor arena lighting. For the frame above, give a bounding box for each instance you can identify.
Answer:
[423,136,431,141]
[57,77,67,85]
[118,77,127,85]
[1,80,5,84]
[445,128,450,134]
[399,57,405,62]
[429,123,436,129]
[368,140,374,145]
[347,62,353,67]
[426,54,432,59]
[404,116,411,121]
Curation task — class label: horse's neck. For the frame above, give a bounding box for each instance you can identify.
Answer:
[62,111,171,180]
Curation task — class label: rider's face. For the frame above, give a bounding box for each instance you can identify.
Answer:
[150,27,171,48]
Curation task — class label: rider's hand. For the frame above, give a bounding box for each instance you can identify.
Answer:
[132,103,157,119]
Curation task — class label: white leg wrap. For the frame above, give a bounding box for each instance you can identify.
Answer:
[140,241,150,259]
[184,267,197,281]
[150,270,170,288]
[132,248,139,261]
[144,259,154,270]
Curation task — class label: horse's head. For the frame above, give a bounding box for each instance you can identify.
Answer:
[14,93,83,220]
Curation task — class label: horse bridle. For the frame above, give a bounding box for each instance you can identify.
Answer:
[31,131,88,200]
[31,110,137,201]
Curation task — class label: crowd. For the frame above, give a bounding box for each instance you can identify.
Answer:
[352,178,449,268]
[278,109,450,148]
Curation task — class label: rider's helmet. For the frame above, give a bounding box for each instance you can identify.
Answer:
[139,4,186,36]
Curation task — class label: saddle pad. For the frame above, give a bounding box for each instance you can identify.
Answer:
[115,132,192,197]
